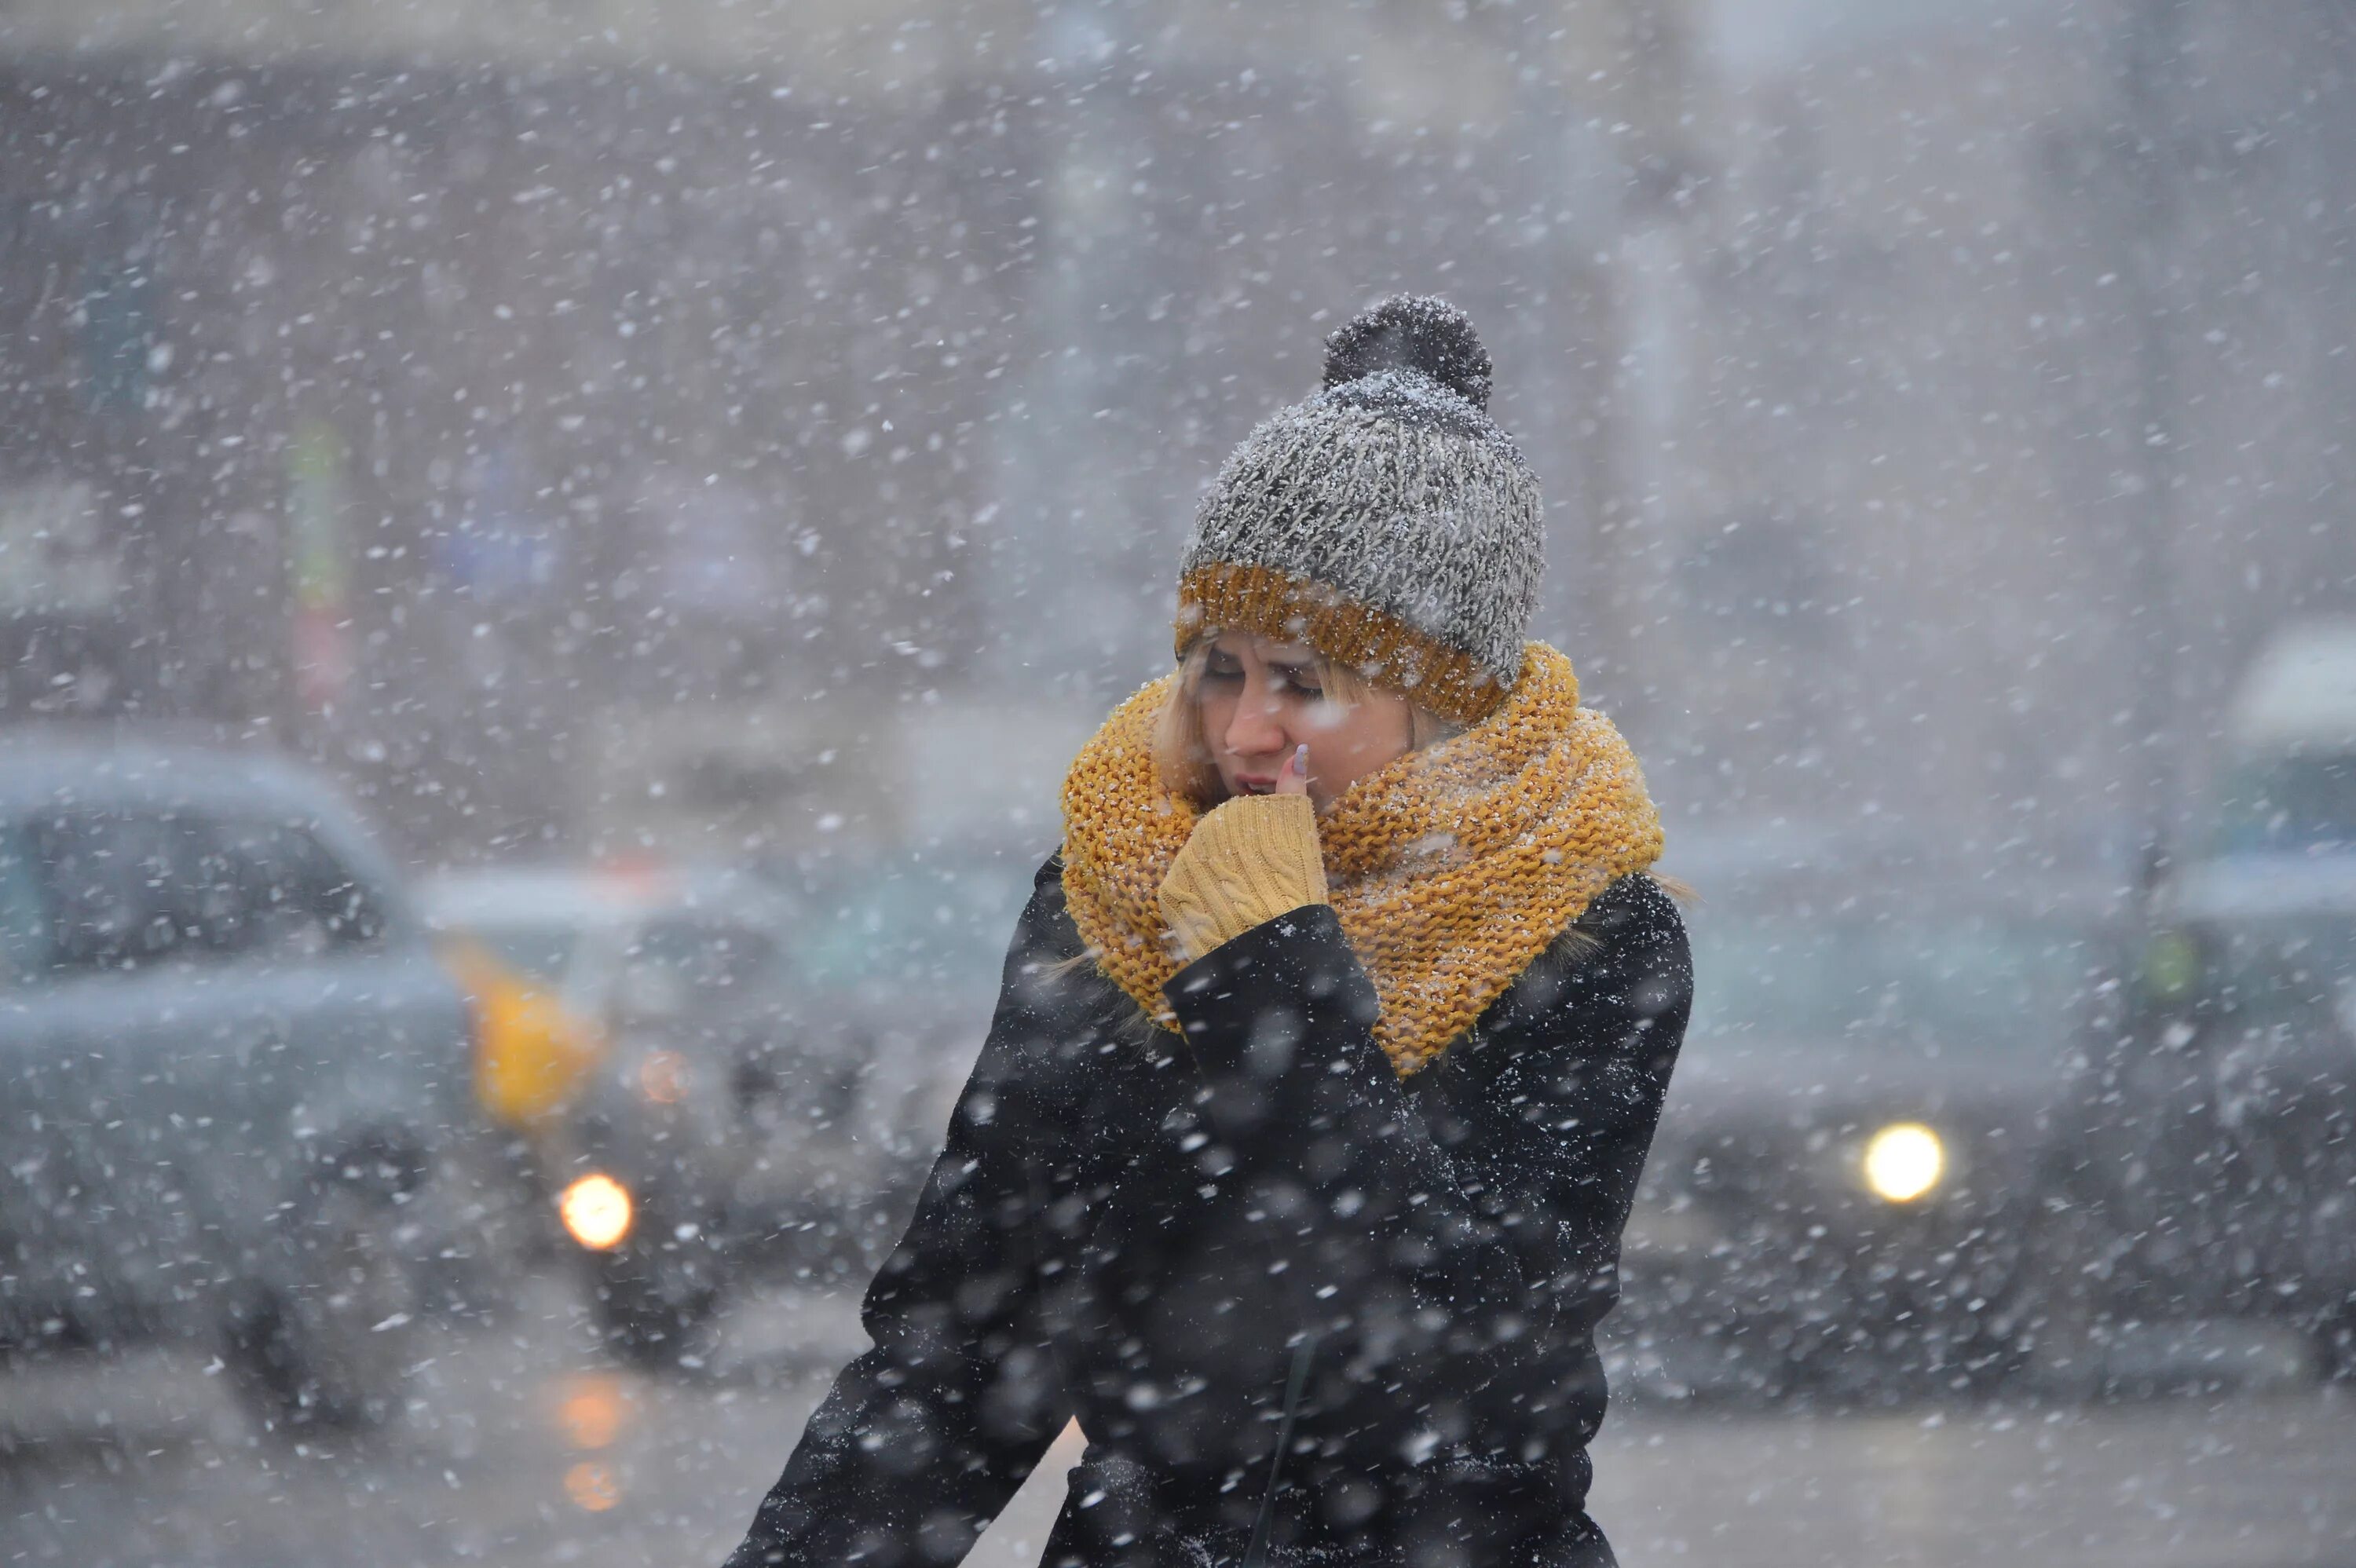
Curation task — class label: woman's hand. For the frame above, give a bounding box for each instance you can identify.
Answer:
[1276,742,1310,797]
[1158,745,1329,962]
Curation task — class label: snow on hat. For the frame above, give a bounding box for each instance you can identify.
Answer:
[1173,294,1544,727]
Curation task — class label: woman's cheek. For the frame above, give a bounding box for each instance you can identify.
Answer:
[1194,693,1231,755]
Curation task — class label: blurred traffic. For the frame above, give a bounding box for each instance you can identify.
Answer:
[0,736,481,1432]
[8,3,2356,1562]
[9,618,2354,1437]
[420,847,1037,1364]
[0,733,1045,1435]
[2037,618,2356,1384]
[1617,826,2136,1402]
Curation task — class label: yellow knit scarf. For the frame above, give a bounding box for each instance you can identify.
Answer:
[1058,642,1664,1076]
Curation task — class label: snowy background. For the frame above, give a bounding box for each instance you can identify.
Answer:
[5,2,2356,1565]
[6,0,2348,871]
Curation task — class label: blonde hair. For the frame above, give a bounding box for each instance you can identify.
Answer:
[1151,634,1462,810]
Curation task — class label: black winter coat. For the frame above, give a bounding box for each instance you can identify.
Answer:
[725,856,1691,1568]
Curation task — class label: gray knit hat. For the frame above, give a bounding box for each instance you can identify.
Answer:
[1173,294,1543,726]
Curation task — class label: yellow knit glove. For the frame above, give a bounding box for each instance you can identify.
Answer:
[1157,793,1330,962]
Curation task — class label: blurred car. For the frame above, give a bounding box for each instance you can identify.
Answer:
[1615,830,2131,1401]
[2051,619,2356,1376]
[745,835,1047,1268]
[0,737,477,1431]
[420,843,1040,1368]
[420,864,796,1360]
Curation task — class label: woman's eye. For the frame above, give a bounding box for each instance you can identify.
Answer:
[1273,672,1323,698]
[1202,663,1242,684]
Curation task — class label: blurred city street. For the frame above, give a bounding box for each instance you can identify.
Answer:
[6,1274,2355,1568]
[7,1,2356,1565]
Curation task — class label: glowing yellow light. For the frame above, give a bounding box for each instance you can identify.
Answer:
[554,1372,628,1451]
[637,1051,690,1105]
[559,1172,634,1251]
[564,1460,620,1512]
[1862,1122,1946,1204]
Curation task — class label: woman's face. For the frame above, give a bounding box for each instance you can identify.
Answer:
[1194,632,1414,810]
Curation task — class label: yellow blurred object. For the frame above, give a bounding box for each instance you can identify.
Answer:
[440,938,606,1129]
[559,1172,635,1250]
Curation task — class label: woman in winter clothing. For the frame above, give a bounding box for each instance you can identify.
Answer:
[725,296,1692,1568]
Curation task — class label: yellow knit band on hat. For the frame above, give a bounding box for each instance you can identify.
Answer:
[1173,560,1510,728]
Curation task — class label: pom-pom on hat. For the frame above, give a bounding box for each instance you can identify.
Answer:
[1174,294,1543,726]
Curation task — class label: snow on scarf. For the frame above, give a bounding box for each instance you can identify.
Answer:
[1058,641,1663,1075]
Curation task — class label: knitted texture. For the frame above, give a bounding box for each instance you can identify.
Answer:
[1173,297,1544,712]
[1059,642,1663,1076]
[1155,792,1329,962]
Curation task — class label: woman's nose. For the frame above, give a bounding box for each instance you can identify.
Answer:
[1222,693,1288,758]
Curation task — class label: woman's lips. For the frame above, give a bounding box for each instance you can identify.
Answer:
[1235,775,1277,794]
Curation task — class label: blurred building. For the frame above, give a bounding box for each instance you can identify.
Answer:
[0,3,1692,865]
[1633,1,2356,871]
[0,60,1037,858]
[3,0,2351,878]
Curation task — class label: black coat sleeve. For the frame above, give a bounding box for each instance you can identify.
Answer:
[723,863,1079,1568]
[1159,875,1691,1457]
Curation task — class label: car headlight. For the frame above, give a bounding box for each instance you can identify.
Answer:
[558,1171,635,1250]
[1860,1122,1945,1204]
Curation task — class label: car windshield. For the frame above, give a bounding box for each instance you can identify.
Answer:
[788,855,1036,995]
[607,918,788,1021]
[2210,752,2356,856]
[627,919,783,990]
[1688,909,2105,1050]
[463,922,585,984]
